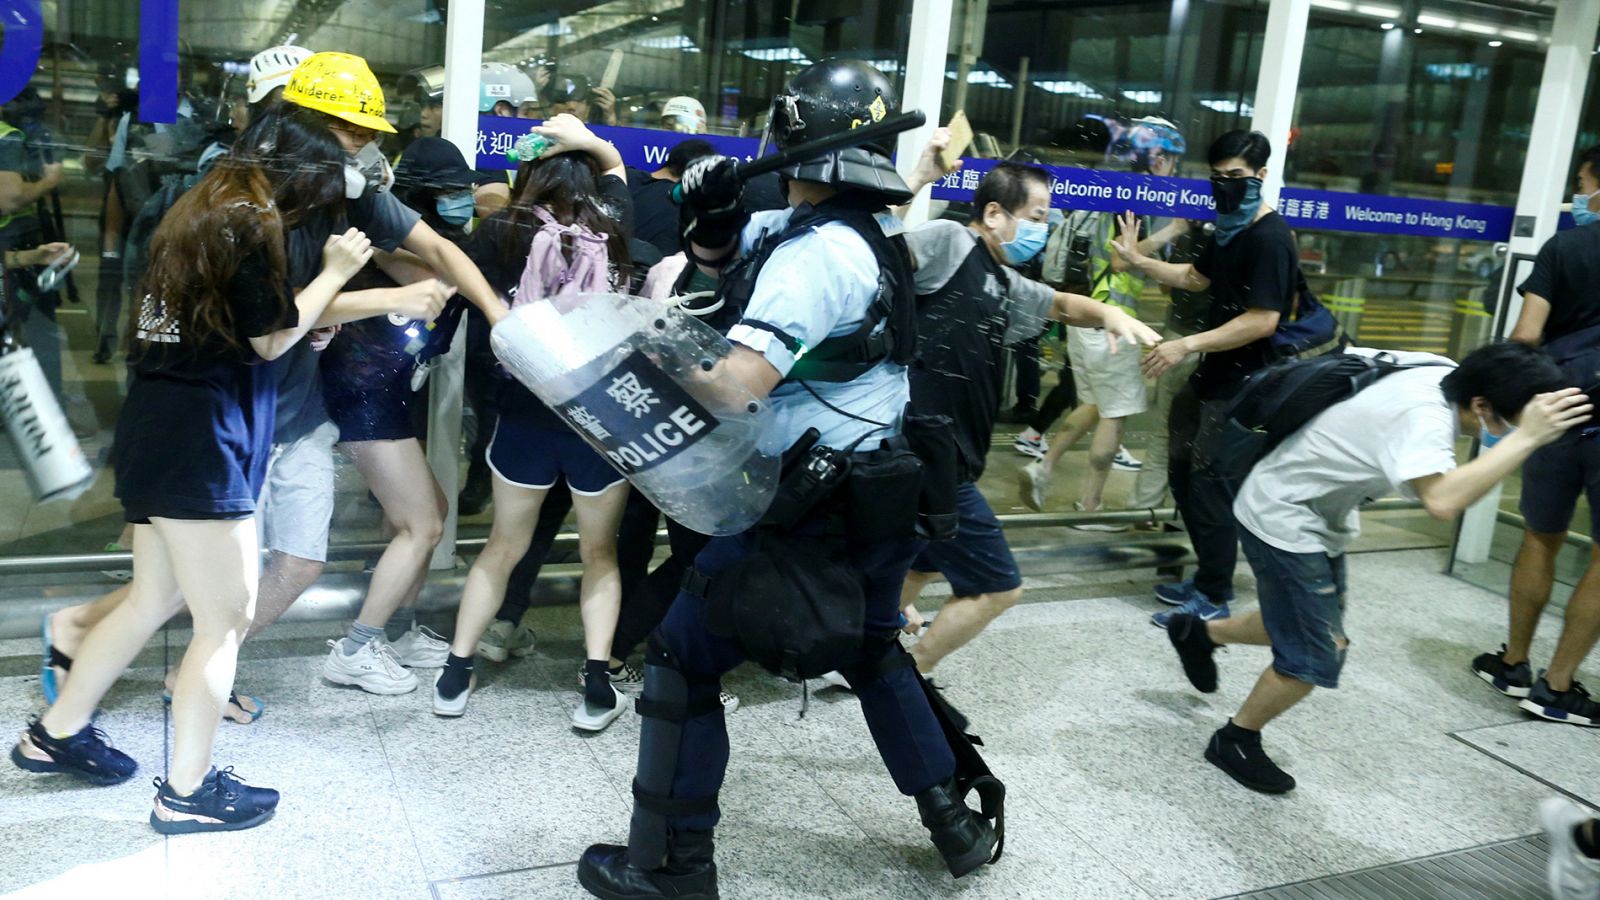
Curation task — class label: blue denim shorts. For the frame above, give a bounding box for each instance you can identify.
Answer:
[1238,529,1349,689]
[910,482,1022,598]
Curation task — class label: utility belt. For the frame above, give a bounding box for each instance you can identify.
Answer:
[687,406,960,682]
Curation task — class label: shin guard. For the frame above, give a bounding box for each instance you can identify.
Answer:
[627,644,723,870]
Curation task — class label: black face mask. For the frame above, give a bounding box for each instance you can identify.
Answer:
[1211,175,1251,214]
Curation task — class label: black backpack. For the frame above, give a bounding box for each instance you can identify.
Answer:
[1213,352,1449,478]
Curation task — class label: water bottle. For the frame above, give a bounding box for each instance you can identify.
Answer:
[0,286,93,502]
[490,293,779,536]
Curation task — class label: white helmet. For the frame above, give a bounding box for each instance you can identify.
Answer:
[247,45,314,104]
[661,96,706,134]
[479,62,538,113]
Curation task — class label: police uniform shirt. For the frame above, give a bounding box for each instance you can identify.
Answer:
[904,220,1054,480]
[726,208,909,450]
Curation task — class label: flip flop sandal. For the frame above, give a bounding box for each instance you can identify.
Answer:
[162,689,265,725]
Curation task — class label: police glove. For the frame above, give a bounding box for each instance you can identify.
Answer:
[679,155,747,253]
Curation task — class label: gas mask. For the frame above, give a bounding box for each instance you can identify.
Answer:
[344,141,395,200]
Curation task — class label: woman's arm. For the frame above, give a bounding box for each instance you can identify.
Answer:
[249,229,372,360]
[533,113,625,181]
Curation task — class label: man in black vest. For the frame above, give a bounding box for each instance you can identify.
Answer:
[897,159,1159,673]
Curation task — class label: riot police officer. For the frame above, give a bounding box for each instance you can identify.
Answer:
[576,60,999,900]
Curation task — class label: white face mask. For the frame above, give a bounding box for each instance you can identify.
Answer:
[344,141,394,200]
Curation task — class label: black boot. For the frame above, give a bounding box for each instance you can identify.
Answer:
[577,829,718,900]
[916,779,997,878]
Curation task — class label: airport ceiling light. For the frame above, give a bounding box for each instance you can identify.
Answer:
[1034,79,1104,99]
[946,66,1013,88]
[1122,89,1162,104]
[636,34,699,51]
[486,0,680,61]
[742,46,812,63]
[1199,98,1255,115]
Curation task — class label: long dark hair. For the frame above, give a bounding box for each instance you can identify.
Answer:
[495,152,631,280]
[134,103,346,356]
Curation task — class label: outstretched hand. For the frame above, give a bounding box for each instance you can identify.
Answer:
[1513,387,1593,448]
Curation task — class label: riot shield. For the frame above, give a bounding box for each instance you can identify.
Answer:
[490,293,779,536]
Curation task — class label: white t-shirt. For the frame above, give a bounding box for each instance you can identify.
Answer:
[1234,350,1460,556]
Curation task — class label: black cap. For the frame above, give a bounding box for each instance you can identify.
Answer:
[541,73,592,106]
[393,137,477,192]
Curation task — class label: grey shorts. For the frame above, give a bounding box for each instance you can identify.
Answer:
[258,419,340,562]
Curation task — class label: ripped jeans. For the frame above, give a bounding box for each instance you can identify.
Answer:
[1239,529,1349,689]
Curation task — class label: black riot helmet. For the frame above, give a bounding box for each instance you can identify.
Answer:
[761,58,912,203]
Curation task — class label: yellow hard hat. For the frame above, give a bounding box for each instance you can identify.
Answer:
[283,51,396,134]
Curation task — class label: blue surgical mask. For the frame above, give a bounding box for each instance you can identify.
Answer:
[1001,215,1049,265]
[436,192,475,227]
[1212,176,1263,246]
[1573,192,1600,227]
[1478,413,1515,449]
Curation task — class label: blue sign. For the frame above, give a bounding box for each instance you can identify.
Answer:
[475,114,761,173]
[1276,187,1513,242]
[475,116,1518,243]
[930,157,1515,243]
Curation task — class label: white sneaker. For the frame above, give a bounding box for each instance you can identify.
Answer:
[1070,501,1130,532]
[1013,431,1048,459]
[1017,461,1051,512]
[720,691,741,713]
[1542,797,1600,900]
[432,669,476,717]
[322,639,419,695]
[1111,446,1143,472]
[388,625,450,668]
[815,671,852,690]
[477,619,537,663]
[572,683,629,732]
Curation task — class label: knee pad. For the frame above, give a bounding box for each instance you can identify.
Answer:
[628,637,724,869]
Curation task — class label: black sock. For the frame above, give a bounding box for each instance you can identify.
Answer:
[437,653,474,700]
[1577,821,1600,860]
[1219,719,1260,743]
[585,659,616,709]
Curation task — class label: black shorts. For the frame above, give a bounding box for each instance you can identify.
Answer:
[1519,433,1600,539]
[910,482,1022,598]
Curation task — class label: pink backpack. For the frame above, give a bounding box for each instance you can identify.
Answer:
[513,205,612,309]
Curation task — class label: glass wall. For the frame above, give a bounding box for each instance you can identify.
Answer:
[0,0,914,561]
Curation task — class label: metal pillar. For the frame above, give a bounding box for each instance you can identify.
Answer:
[1453,0,1600,567]
[427,0,485,569]
[897,0,956,226]
[1247,0,1311,207]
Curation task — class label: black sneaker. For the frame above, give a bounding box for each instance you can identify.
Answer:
[150,766,279,834]
[1204,725,1295,794]
[10,718,137,785]
[1471,645,1533,698]
[1519,676,1600,727]
[1167,613,1219,694]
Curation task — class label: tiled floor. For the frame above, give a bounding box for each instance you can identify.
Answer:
[0,546,1593,900]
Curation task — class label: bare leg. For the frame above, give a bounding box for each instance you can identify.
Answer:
[448,476,546,658]
[395,477,450,613]
[1039,403,1100,474]
[1207,610,1271,646]
[341,439,445,630]
[40,525,185,735]
[1079,416,1126,511]
[1546,545,1600,692]
[160,516,260,794]
[910,588,1023,673]
[1233,666,1316,731]
[246,552,325,640]
[1506,530,1564,665]
[573,483,631,662]
[50,585,130,667]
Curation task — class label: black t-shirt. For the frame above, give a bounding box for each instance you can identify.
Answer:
[1166,225,1213,336]
[1191,211,1298,401]
[466,173,633,429]
[1519,222,1600,344]
[627,167,682,256]
[115,247,294,515]
[904,221,1055,481]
